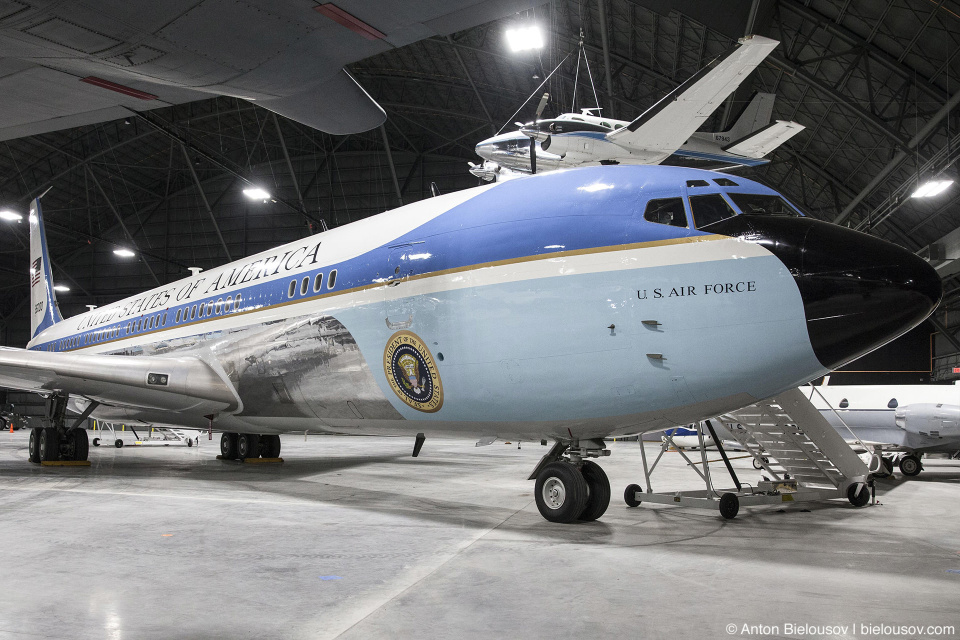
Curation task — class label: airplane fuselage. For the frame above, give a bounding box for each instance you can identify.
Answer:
[24,166,941,444]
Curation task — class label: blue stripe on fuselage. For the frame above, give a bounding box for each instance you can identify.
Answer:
[33,166,781,352]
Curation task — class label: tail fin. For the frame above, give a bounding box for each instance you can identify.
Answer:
[722,92,775,142]
[29,197,63,340]
[723,120,805,159]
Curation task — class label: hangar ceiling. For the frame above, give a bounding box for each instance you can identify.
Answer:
[1,0,960,379]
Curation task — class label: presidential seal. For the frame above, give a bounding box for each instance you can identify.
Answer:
[383,330,443,413]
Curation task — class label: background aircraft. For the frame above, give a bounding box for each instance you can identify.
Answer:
[805,384,960,477]
[0,165,941,522]
[469,35,804,181]
[0,0,535,140]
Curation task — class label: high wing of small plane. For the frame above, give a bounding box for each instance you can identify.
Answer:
[471,35,804,181]
[0,0,536,140]
[0,164,941,523]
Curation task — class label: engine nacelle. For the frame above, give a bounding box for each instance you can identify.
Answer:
[895,403,960,438]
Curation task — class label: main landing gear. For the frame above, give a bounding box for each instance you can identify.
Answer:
[219,432,281,460]
[531,440,611,523]
[27,393,97,464]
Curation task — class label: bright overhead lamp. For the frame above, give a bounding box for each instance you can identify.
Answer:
[113,248,136,258]
[243,187,271,200]
[911,179,954,198]
[0,209,22,222]
[506,25,544,52]
[54,284,70,292]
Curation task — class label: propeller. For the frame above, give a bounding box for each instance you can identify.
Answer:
[526,92,550,175]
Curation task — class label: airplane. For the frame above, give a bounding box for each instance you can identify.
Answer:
[804,384,960,477]
[0,0,535,140]
[469,35,804,182]
[0,164,942,524]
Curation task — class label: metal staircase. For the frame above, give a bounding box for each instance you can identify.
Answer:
[717,387,869,491]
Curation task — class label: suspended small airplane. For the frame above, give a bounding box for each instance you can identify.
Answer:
[469,35,804,182]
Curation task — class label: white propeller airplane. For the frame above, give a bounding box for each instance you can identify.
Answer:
[0,164,941,522]
[469,35,804,182]
[805,383,960,477]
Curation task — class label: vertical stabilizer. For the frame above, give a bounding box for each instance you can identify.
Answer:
[722,92,775,142]
[29,198,63,340]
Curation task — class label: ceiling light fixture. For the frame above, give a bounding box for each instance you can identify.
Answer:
[54,285,70,292]
[911,178,954,198]
[243,187,271,200]
[0,209,22,222]
[113,248,136,258]
[506,26,544,52]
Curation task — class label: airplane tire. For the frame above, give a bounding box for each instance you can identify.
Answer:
[28,427,42,463]
[534,462,587,523]
[899,455,921,477]
[719,493,739,520]
[577,461,610,521]
[623,483,643,507]
[261,434,281,458]
[186,438,193,447]
[39,427,60,462]
[70,429,89,461]
[115,439,123,448]
[847,482,870,507]
[237,433,260,460]
[92,438,100,447]
[220,433,238,460]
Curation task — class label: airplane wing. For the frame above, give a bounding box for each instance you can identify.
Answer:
[0,0,536,140]
[605,35,779,162]
[0,347,238,415]
[723,120,805,159]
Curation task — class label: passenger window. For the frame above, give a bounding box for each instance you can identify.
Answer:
[198,305,205,319]
[643,198,688,228]
[288,280,296,298]
[190,305,197,320]
[215,299,222,314]
[234,295,242,311]
[727,193,801,216]
[313,273,324,293]
[206,302,213,316]
[686,180,709,188]
[689,194,737,229]
[300,276,309,296]
[176,309,182,323]
[327,269,337,289]
[225,296,232,311]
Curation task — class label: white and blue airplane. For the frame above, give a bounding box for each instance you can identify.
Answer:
[470,35,804,182]
[0,164,941,522]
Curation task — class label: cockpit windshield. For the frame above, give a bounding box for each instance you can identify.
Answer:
[727,193,802,217]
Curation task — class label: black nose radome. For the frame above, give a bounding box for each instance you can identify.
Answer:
[706,215,942,370]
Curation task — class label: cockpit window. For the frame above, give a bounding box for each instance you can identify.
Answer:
[643,198,688,228]
[728,193,801,216]
[689,194,737,229]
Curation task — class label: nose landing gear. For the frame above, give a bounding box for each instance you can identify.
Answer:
[531,440,611,523]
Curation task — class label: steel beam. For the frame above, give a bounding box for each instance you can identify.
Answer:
[180,144,232,262]
[596,0,615,118]
[272,113,313,233]
[380,125,404,207]
[445,35,495,133]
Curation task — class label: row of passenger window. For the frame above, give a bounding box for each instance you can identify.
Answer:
[643,192,801,230]
[175,294,243,324]
[288,269,337,299]
[58,311,167,350]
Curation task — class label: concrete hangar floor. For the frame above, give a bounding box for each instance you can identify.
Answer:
[1,432,958,640]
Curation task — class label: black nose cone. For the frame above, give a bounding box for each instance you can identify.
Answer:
[707,215,942,370]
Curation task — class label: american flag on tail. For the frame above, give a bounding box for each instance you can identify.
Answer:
[30,258,41,286]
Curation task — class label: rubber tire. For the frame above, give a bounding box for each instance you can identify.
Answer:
[186,438,193,447]
[899,454,921,477]
[847,482,870,507]
[220,432,238,460]
[69,429,89,461]
[115,439,123,448]
[39,427,60,462]
[92,437,100,447]
[577,461,611,521]
[534,461,588,523]
[623,483,643,507]
[237,433,260,460]
[28,427,42,463]
[719,493,739,520]
[752,456,769,470]
[261,434,281,458]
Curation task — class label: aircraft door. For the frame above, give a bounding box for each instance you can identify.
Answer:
[382,242,425,333]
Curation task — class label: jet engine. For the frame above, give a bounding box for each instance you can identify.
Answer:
[895,403,960,438]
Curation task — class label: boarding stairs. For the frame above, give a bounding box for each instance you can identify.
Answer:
[628,388,872,519]
[716,388,869,492]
